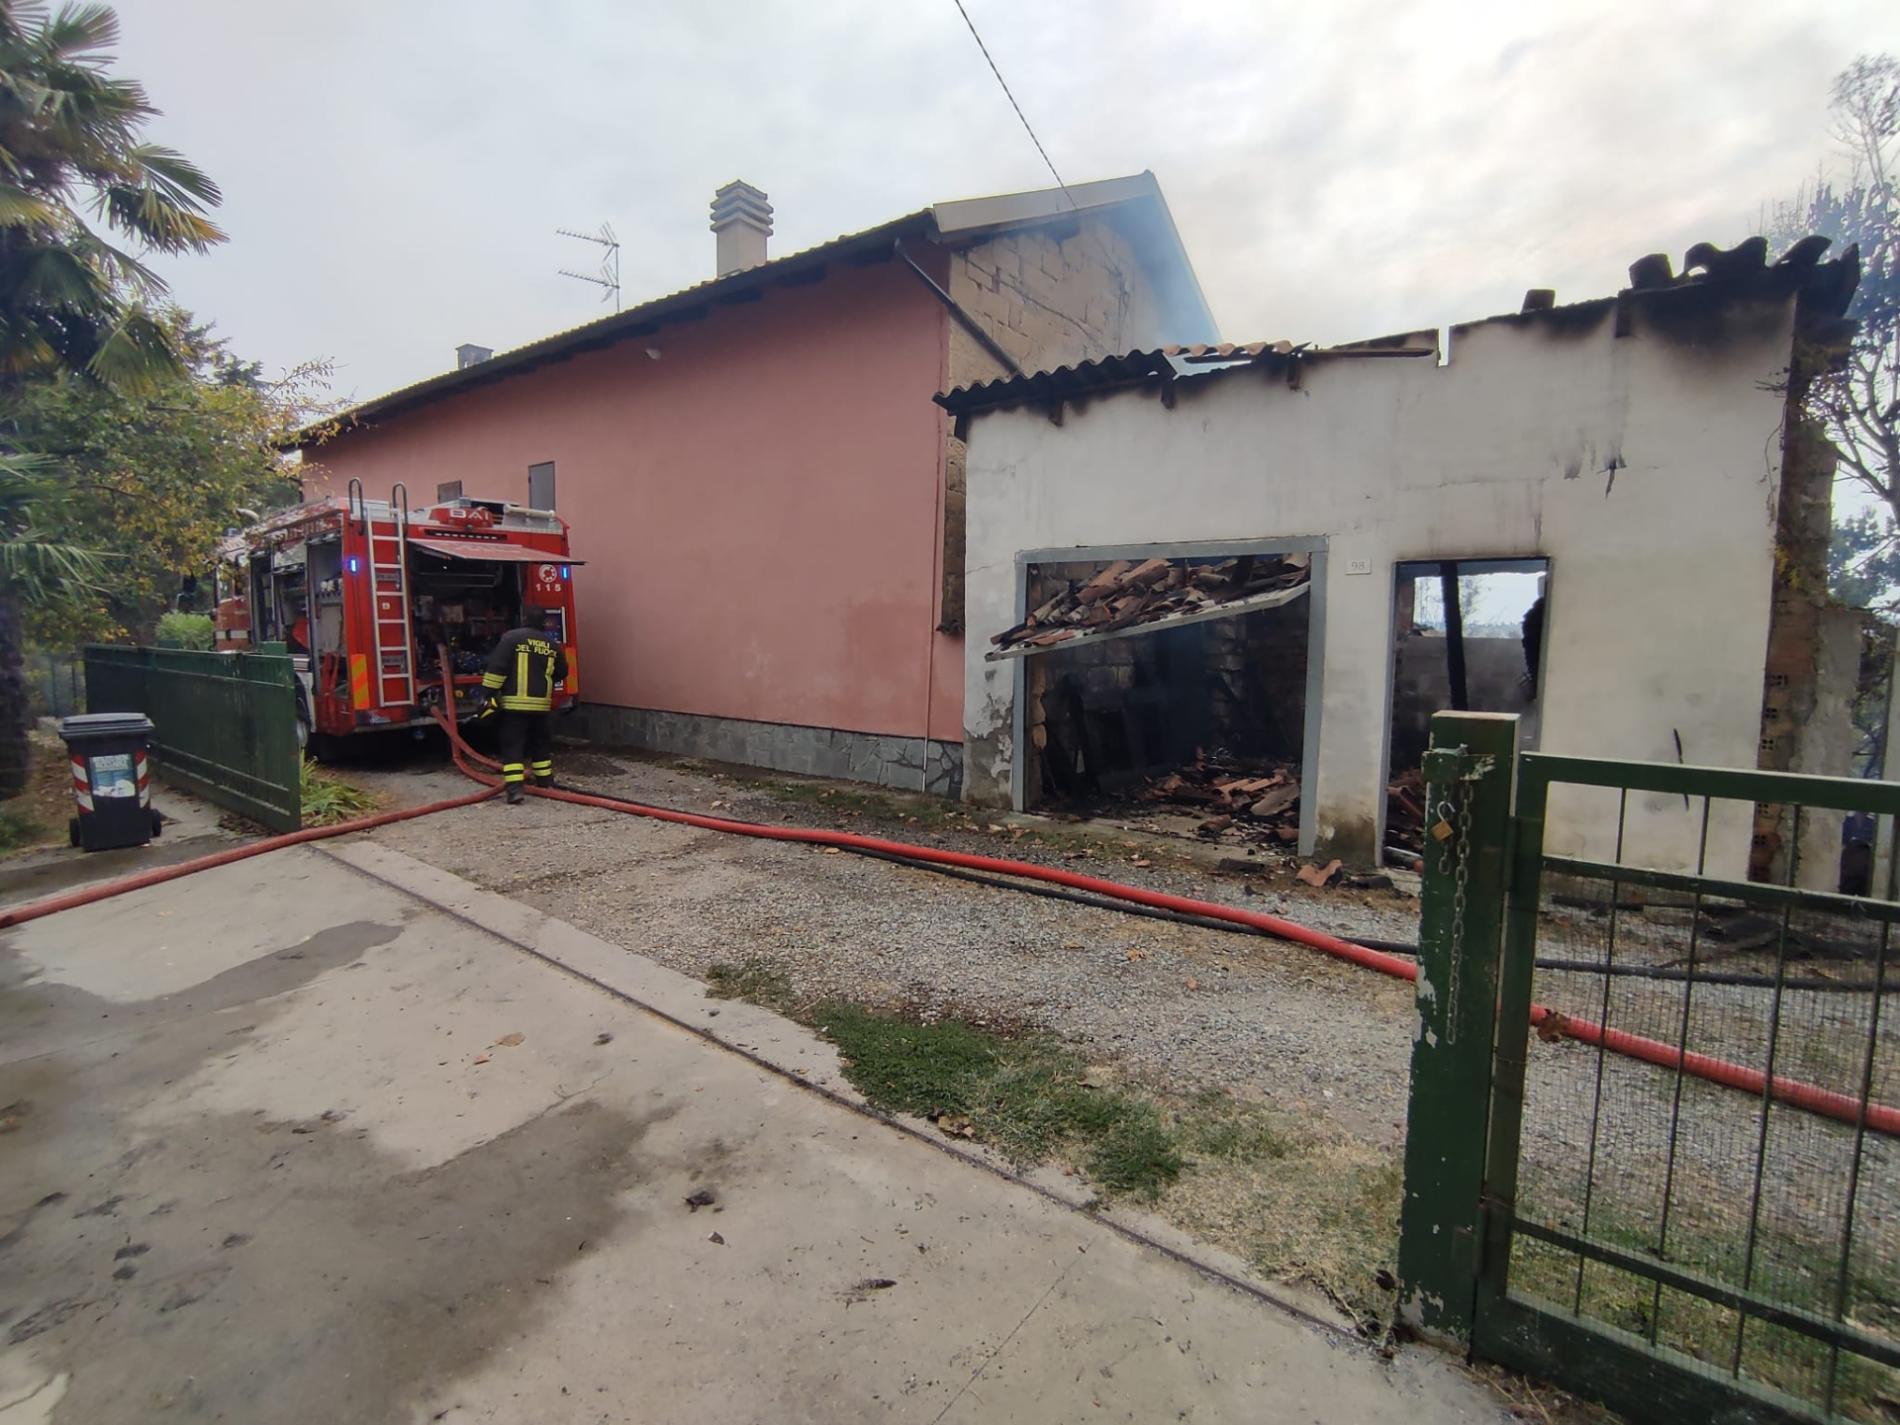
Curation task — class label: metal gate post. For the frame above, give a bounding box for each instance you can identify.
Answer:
[1397,711,1519,1343]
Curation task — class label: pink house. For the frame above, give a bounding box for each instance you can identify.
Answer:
[299,174,1215,792]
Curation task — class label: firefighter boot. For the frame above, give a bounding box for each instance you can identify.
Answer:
[532,758,554,790]
[506,784,525,805]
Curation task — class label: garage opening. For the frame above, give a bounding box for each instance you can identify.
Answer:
[1386,558,1548,856]
[997,549,1317,852]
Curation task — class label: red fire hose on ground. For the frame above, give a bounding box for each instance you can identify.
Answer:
[4,691,1895,1139]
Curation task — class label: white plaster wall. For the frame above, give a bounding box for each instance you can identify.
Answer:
[961,296,1801,876]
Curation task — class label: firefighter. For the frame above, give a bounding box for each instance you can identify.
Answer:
[480,609,567,804]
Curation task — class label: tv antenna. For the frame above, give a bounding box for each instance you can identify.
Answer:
[557,222,621,311]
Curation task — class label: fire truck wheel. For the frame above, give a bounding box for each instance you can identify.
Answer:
[150,808,164,837]
[294,684,313,757]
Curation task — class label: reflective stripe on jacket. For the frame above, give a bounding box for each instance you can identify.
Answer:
[482,628,567,712]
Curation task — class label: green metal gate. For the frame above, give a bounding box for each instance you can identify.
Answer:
[1399,712,1899,1423]
[84,645,301,832]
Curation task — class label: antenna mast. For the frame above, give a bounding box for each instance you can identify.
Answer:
[557,223,621,312]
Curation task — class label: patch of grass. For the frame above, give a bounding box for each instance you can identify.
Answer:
[0,803,43,852]
[812,1005,1188,1200]
[298,758,378,826]
[814,1004,998,1118]
[1184,1107,1292,1163]
[705,958,798,1015]
[1086,1108,1184,1198]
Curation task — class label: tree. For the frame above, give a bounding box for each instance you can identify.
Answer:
[1767,55,1899,604]
[1829,506,1900,611]
[0,0,224,794]
[7,310,323,648]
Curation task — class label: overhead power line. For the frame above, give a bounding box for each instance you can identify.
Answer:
[948,0,1075,209]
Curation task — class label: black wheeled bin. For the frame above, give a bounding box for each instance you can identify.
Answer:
[59,713,163,851]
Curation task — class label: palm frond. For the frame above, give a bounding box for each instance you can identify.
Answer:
[97,166,225,253]
[84,302,179,392]
[39,2,120,65]
[128,144,220,208]
[63,222,163,292]
[0,181,59,227]
[3,241,111,307]
[0,531,110,601]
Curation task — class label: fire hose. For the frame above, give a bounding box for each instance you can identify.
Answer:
[3,680,1894,1139]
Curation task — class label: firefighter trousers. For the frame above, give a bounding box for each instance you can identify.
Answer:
[497,711,554,787]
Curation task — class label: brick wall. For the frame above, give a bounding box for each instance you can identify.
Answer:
[1754,316,1858,885]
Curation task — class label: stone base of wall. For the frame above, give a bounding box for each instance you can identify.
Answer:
[577,704,962,798]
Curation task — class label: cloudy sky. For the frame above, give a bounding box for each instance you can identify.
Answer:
[115,0,1895,404]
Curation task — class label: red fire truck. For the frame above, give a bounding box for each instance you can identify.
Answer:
[214,480,582,750]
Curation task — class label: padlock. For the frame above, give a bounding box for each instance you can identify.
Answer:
[1430,819,1454,843]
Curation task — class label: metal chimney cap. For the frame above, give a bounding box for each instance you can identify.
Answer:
[455,343,494,369]
[710,181,773,234]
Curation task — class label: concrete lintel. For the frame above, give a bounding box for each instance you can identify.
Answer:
[1018,534,1330,566]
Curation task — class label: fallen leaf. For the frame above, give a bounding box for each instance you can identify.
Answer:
[496,1032,525,1048]
[821,847,842,855]
[1184,977,1200,991]
[685,1187,717,1211]
[986,823,1004,833]
[1125,947,1147,961]
[707,1231,726,1246]
[1131,856,1152,868]
[593,1032,614,1046]
[472,1054,491,1066]
[1535,1011,1571,1044]
[1062,940,1084,951]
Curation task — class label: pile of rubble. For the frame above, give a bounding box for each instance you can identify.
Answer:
[992,554,1310,653]
[1387,768,1426,854]
[1142,751,1301,845]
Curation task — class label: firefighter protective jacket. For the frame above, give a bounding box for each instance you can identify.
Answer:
[482,628,567,712]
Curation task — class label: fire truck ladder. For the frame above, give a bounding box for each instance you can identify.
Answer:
[366,481,416,706]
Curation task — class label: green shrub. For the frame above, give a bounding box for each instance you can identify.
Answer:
[154,611,215,650]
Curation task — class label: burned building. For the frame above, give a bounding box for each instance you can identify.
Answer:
[940,241,1867,883]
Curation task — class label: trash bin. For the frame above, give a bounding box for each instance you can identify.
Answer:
[58,713,163,852]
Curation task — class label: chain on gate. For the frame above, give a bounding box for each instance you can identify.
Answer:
[1428,758,1478,1045]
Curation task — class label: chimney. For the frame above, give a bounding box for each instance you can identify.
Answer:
[710,180,773,277]
[456,343,493,369]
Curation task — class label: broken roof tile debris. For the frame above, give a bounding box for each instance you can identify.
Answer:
[990,554,1311,659]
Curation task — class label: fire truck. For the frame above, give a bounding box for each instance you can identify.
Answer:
[214,479,582,750]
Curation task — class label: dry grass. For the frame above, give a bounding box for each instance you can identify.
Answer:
[0,730,78,856]
[1161,1090,1404,1333]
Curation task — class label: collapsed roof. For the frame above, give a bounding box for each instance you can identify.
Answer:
[936,236,1861,420]
[989,554,1311,661]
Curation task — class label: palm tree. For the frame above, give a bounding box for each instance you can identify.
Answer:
[0,0,224,794]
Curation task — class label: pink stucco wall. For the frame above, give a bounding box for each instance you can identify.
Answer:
[302,258,965,743]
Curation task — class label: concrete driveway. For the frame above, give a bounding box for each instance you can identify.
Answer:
[0,819,1510,1424]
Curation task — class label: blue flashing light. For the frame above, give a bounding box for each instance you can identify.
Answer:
[348,556,360,573]
[560,564,571,580]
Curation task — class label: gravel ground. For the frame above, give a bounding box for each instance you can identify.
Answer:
[345,744,1426,1146]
